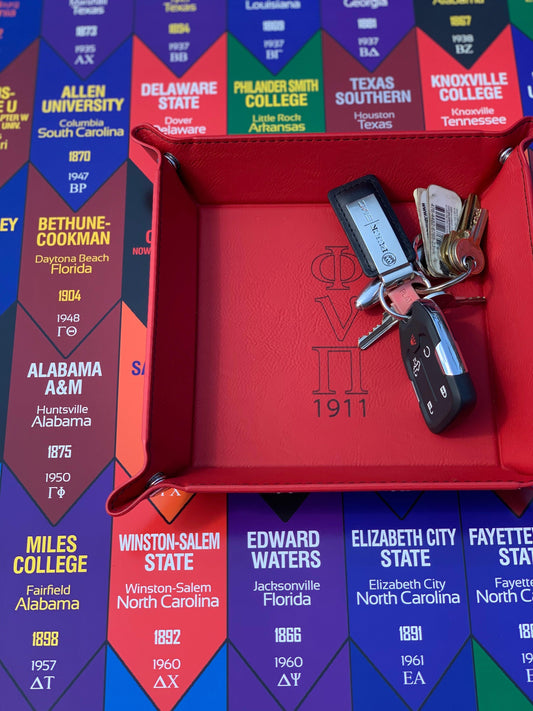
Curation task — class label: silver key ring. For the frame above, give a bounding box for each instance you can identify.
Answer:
[415,259,474,295]
[378,271,432,321]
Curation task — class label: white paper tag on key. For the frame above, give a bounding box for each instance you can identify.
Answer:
[413,187,429,247]
[426,185,462,278]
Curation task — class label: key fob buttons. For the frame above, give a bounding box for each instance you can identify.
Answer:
[399,300,476,433]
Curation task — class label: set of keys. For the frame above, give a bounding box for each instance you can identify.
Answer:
[328,175,487,433]
[414,184,487,279]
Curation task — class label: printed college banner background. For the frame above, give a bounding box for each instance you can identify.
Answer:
[1,2,533,709]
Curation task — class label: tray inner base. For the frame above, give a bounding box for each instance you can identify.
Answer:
[191,203,499,471]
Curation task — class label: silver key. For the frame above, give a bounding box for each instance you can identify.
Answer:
[358,311,399,350]
[428,290,486,309]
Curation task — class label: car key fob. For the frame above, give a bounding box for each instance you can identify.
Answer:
[398,299,476,433]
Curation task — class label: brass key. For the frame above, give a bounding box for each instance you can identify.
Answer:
[440,194,488,276]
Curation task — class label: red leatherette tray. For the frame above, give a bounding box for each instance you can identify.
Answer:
[107,119,533,515]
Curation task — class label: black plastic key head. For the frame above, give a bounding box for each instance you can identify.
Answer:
[398,300,476,433]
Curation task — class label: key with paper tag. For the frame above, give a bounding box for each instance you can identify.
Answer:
[398,300,476,433]
[421,185,463,278]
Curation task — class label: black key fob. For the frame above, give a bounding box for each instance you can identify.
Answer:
[399,300,476,433]
[328,174,417,284]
